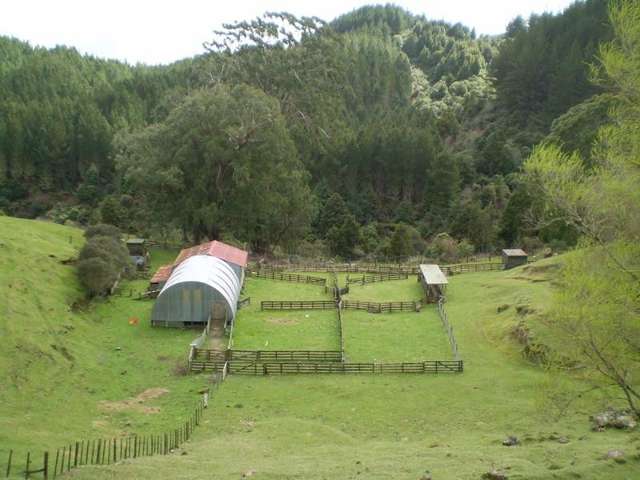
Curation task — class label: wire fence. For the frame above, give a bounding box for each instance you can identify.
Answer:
[437,296,459,361]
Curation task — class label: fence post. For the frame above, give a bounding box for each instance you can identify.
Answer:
[24,452,30,479]
[6,449,12,478]
[43,452,48,480]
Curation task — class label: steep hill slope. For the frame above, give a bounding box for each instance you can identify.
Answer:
[0,217,203,467]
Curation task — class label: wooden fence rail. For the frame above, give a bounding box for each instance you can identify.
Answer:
[237,297,251,309]
[346,273,409,285]
[441,262,503,275]
[228,360,463,375]
[189,349,345,371]
[230,350,343,362]
[437,296,459,360]
[342,300,422,313]
[260,300,337,311]
[255,260,506,276]
[248,270,326,285]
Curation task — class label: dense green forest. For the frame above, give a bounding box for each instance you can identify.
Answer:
[0,0,616,258]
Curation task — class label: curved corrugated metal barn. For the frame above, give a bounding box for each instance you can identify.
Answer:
[151,255,242,327]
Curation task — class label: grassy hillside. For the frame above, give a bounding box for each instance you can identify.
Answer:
[64,257,638,480]
[0,217,204,471]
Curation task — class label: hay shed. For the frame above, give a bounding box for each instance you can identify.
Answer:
[419,264,448,303]
[502,249,528,269]
[151,255,241,328]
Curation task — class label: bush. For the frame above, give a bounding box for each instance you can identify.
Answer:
[77,257,117,296]
[85,224,121,240]
[79,235,131,272]
[77,233,132,296]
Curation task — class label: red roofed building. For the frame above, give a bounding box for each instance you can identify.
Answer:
[174,240,248,269]
[149,240,249,291]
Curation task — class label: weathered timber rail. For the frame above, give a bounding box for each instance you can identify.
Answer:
[237,297,251,309]
[255,260,507,277]
[437,296,459,360]
[346,273,409,285]
[248,270,326,285]
[341,300,422,313]
[231,350,343,362]
[189,348,344,372]
[229,360,463,375]
[261,300,337,311]
[441,262,503,275]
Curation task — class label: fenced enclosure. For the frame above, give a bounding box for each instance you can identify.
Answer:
[248,270,326,285]
[341,300,422,313]
[260,300,337,311]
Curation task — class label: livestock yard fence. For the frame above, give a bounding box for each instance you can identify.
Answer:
[228,360,463,375]
[189,349,463,375]
[437,296,459,360]
[346,273,409,285]
[441,262,503,275]
[260,300,337,311]
[3,381,222,479]
[341,300,422,313]
[248,270,326,285]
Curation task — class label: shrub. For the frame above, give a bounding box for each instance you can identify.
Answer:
[77,232,132,296]
[77,257,117,296]
[79,235,131,273]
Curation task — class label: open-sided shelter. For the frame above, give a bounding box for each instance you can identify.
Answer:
[419,264,448,303]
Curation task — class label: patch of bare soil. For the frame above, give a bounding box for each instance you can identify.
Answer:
[266,317,299,325]
[99,387,169,414]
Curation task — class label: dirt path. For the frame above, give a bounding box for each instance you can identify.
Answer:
[206,318,226,350]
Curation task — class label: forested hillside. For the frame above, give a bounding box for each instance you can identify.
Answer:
[0,0,614,258]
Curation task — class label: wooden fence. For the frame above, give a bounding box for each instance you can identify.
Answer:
[248,270,326,285]
[255,260,506,277]
[341,300,422,313]
[237,297,251,309]
[230,350,343,362]
[189,348,344,372]
[228,360,463,375]
[346,273,409,285]
[4,386,218,479]
[441,262,503,275]
[437,296,459,360]
[260,300,337,311]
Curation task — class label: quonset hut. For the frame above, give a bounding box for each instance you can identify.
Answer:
[150,241,248,328]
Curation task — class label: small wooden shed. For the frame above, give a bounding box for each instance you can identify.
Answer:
[126,238,149,269]
[419,264,448,303]
[502,249,528,269]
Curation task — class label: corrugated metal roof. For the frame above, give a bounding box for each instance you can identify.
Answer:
[419,264,448,285]
[158,255,241,319]
[502,249,527,257]
[126,238,146,244]
[150,264,173,284]
[174,240,248,268]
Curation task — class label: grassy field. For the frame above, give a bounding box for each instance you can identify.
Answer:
[71,260,638,480]
[341,308,450,362]
[0,217,204,470]
[2,218,638,479]
[233,277,339,350]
